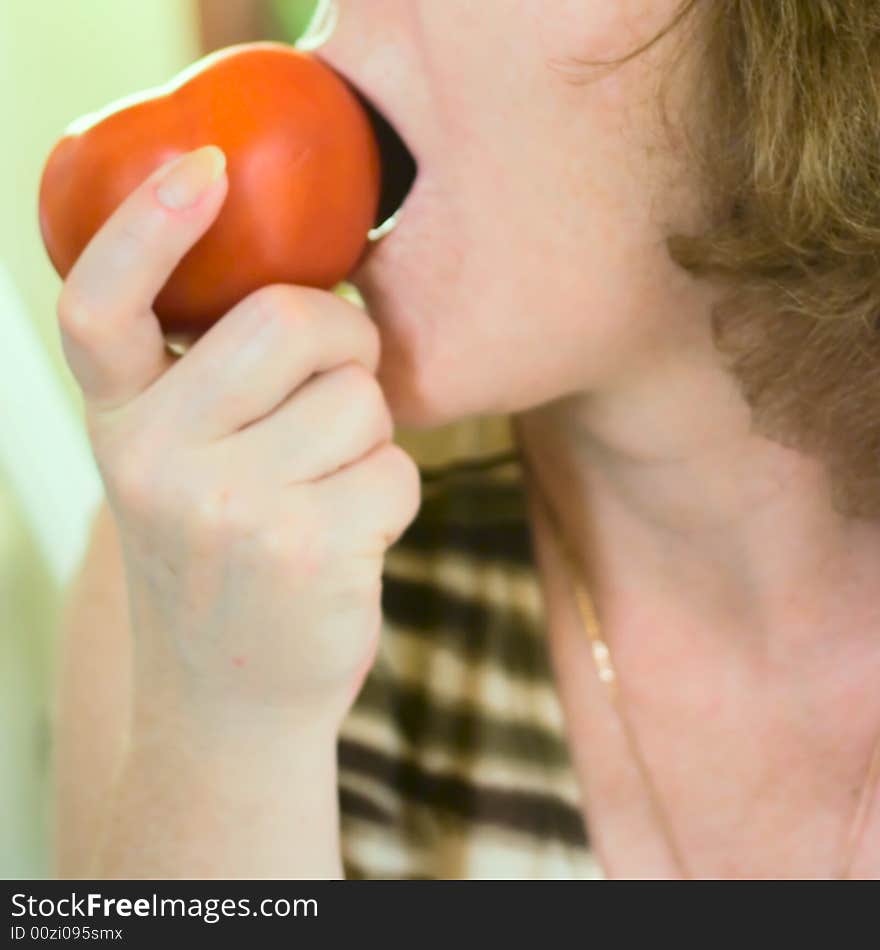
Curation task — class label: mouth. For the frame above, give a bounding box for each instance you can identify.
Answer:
[304,0,420,260]
[310,47,419,247]
[355,90,419,243]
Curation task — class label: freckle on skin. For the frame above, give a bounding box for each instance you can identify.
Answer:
[232,655,246,668]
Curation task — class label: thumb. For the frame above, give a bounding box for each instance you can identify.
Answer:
[55,145,228,411]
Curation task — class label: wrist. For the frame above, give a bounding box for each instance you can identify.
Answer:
[101,685,343,879]
[130,672,342,768]
[129,644,346,750]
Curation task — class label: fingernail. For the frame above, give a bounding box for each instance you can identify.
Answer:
[155,145,226,211]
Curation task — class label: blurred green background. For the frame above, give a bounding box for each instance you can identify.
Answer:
[0,0,319,880]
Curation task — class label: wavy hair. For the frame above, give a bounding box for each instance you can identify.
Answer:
[587,2,880,516]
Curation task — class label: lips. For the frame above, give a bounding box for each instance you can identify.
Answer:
[349,89,419,235]
[306,44,418,239]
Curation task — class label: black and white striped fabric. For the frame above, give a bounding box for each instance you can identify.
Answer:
[337,447,601,879]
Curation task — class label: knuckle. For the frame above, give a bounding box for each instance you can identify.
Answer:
[56,283,95,346]
[384,441,420,482]
[337,360,372,390]
[250,283,309,333]
[358,313,382,369]
[114,217,154,260]
[339,365,392,439]
[103,443,157,513]
[379,444,422,517]
[57,285,126,367]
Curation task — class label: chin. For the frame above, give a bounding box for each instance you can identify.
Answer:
[350,180,478,430]
[352,271,460,430]
[320,53,544,432]
[310,53,468,430]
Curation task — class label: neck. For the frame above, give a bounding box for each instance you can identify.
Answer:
[513,348,880,651]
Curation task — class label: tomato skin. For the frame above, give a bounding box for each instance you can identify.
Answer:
[38,43,381,336]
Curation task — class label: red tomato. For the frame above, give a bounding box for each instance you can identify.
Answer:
[38,42,381,337]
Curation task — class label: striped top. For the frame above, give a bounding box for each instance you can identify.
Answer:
[336,445,603,879]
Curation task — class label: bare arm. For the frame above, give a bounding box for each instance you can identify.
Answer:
[54,501,131,878]
[54,501,342,879]
[52,132,417,878]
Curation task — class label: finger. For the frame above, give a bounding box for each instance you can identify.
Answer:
[230,361,393,483]
[309,441,422,556]
[57,145,228,410]
[144,284,381,440]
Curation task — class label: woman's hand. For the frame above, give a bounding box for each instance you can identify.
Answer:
[57,146,421,739]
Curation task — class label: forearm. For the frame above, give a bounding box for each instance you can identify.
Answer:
[93,697,343,879]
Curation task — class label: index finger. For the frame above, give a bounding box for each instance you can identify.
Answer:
[56,145,228,411]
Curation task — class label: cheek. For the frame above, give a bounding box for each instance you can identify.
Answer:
[362,170,676,428]
[367,251,636,429]
[359,43,694,424]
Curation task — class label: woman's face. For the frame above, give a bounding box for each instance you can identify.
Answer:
[319,0,713,427]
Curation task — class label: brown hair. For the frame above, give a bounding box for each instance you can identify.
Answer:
[582,2,880,517]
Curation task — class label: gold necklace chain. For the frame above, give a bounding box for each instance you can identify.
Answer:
[521,451,880,880]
